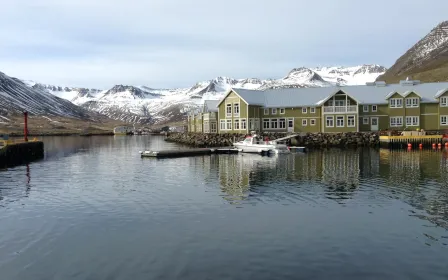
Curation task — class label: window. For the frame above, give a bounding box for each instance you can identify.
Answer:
[234,119,240,130]
[254,119,260,130]
[441,115,448,125]
[249,119,254,130]
[336,116,344,127]
[328,100,333,106]
[406,116,419,126]
[272,108,277,115]
[363,105,369,112]
[335,100,344,106]
[302,119,307,126]
[389,98,403,108]
[310,107,316,113]
[372,105,377,112]
[405,97,419,108]
[441,97,448,107]
[264,108,269,115]
[220,120,226,130]
[310,119,316,126]
[241,119,247,130]
[326,116,334,127]
[347,115,355,127]
[263,119,270,129]
[302,107,307,114]
[271,119,278,129]
[226,119,232,130]
[279,118,286,129]
[390,116,403,127]
[233,103,240,116]
[280,108,285,114]
[226,104,232,117]
[363,117,369,124]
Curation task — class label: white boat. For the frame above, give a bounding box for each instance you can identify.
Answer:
[232,134,291,154]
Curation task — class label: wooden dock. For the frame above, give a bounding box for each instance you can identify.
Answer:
[379,135,446,149]
[140,147,240,158]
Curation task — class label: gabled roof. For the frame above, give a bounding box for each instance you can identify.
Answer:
[203,100,219,112]
[229,82,448,107]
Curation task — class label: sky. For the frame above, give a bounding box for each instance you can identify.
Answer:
[1,0,447,89]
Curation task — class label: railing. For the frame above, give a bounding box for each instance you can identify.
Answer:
[323,106,357,113]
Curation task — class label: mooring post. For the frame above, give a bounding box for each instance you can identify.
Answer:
[24,111,28,142]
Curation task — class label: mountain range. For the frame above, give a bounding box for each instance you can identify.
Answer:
[19,64,386,125]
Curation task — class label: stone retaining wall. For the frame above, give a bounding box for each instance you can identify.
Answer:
[165,132,379,148]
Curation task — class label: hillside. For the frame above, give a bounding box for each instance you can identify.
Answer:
[377,21,448,83]
[29,64,386,125]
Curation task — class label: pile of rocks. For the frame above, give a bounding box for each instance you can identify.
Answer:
[290,132,379,147]
[165,132,379,148]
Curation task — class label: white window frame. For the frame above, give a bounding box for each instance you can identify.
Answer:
[326,116,334,127]
[220,120,226,130]
[263,119,270,129]
[310,119,316,126]
[405,97,419,108]
[233,103,240,117]
[363,117,369,125]
[336,116,344,127]
[363,105,369,112]
[405,116,419,126]
[335,100,344,106]
[389,98,403,108]
[264,108,269,115]
[371,105,377,112]
[302,107,307,114]
[440,97,448,107]
[302,119,307,126]
[271,119,278,129]
[279,118,286,129]
[279,108,285,114]
[226,103,232,117]
[347,115,355,127]
[234,118,240,130]
[271,108,277,115]
[440,115,447,125]
[241,119,247,130]
[390,116,403,127]
[310,107,316,114]
[211,122,217,133]
[226,119,232,130]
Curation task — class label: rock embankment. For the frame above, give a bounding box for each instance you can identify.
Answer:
[165,132,379,148]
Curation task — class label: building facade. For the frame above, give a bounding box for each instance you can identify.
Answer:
[187,80,448,134]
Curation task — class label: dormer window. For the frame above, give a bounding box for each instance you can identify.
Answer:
[441,97,448,107]
[389,98,403,108]
[405,97,419,108]
[272,108,277,115]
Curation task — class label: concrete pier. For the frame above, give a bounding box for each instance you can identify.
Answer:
[140,147,240,158]
[0,141,44,168]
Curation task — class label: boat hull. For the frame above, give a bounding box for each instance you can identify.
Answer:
[233,143,290,154]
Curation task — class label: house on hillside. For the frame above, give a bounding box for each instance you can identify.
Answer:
[187,79,448,134]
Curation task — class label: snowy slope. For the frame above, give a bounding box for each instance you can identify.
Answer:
[25,64,386,125]
[0,71,103,121]
[377,21,448,83]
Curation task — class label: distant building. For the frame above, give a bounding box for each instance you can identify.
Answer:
[187,80,448,133]
[113,126,134,135]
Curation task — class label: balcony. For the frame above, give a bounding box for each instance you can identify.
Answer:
[323,106,357,114]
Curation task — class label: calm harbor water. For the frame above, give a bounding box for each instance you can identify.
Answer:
[1,135,447,280]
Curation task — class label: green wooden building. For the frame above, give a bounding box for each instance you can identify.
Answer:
[188,79,448,134]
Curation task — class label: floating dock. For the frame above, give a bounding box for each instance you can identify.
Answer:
[140,147,240,158]
[379,135,446,149]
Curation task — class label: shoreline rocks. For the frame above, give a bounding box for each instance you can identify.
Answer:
[165,132,379,148]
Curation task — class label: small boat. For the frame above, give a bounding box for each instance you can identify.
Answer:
[232,134,290,154]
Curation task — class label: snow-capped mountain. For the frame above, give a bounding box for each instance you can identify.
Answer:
[377,20,448,83]
[24,64,386,125]
[0,71,103,121]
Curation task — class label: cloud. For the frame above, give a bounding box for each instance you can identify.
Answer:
[1,0,448,88]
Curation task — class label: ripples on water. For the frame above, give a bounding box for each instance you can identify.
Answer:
[1,136,447,280]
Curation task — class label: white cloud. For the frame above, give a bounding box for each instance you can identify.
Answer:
[1,0,448,88]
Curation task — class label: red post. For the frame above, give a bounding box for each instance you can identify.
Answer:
[24,111,28,142]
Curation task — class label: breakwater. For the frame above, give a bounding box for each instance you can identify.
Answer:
[0,141,44,168]
[165,132,379,148]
